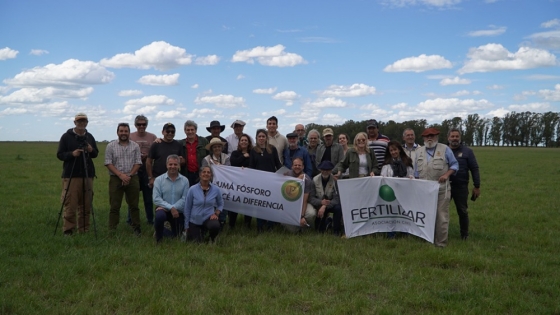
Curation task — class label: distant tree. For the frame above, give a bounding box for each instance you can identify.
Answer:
[490,117,502,146]
[541,112,559,147]
[464,114,479,146]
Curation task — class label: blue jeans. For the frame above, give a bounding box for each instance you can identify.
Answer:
[154,210,184,242]
[127,167,153,224]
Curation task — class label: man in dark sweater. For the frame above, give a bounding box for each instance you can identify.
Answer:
[448,128,481,240]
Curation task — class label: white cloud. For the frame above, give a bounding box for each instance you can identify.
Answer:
[458,44,557,74]
[272,91,299,106]
[416,98,493,113]
[513,90,536,101]
[381,0,461,8]
[253,87,277,94]
[450,90,470,96]
[487,84,504,90]
[526,30,560,50]
[321,113,347,125]
[195,55,220,65]
[3,59,114,87]
[0,47,19,60]
[440,76,471,86]
[194,94,246,108]
[318,83,376,97]
[137,73,180,86]
[486,107,510,117]
[100,41,193,71]
[467,26,506,37]
[118,90,143,97]
[185,108,222,119]
[261,109,287,117]
[538,84,560,101]
[155,110,182,120]
[236,74,245,80]
[509,102,552,112]
[541,19,560,29]
[305,97,348,108]
[472,90,482,95]
[391,102,408,109]
[29,49,49,56]
[0,87,93,104]
[191,84,199,89]
[384,54,452,73]
[125,95,175,106]
[231,44,307,67]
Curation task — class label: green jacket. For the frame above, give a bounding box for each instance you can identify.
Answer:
[179,135,208,175]
[337,148,379,178]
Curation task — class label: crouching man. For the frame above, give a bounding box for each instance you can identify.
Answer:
[153,154,190,243]
[310,161,342,236]
[283,157,316,232]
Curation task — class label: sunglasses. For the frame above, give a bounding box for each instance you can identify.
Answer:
[136,123,147,127]
[165,130,176,134]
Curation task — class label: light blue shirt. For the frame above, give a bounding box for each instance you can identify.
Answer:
[153,172,190,211]
[184,183,224,228]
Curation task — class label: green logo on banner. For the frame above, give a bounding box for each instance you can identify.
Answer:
[281,180,303,202]
[379,185,396,202]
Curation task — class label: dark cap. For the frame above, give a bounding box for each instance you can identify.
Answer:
[421,127,440,137]
[286,132,298,138]
[317,160,335,170]
[162,122,175,131]
[367,119,378,128]
[206,120,225,132]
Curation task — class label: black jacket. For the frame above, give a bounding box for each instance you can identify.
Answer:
[450,144,480,188]
[56,128,99,178]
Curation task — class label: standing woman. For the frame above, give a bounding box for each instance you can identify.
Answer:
[336,132,377,178]
[201,138,231,167]
[249,129,282,232]
[184,166,224,243]
[305,129,321,177]
[380,140,414,178]
[229,133,253,228]
[337,133,350,179]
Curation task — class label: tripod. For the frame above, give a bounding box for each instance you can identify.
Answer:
[54,144,97,238]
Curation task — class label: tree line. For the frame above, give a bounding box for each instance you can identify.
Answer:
[305,111,560,147]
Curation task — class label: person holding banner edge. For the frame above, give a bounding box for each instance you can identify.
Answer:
[229,133,254,228]
[415,127,458,247]
[283,157,316,232]
[310,160,342,235]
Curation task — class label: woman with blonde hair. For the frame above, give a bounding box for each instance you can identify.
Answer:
[336,132,377,178]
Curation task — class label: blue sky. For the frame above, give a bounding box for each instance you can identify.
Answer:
[1,0,559,141]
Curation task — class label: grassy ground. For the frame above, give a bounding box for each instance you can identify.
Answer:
[1,142,559,314]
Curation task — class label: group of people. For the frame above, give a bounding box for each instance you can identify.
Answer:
[57,113,481,247]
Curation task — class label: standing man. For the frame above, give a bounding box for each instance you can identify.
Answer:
[147,123,184,190]
[415,128,458,247]
[366,119,390,175]
[316,128,344,169]
[129,114,157,225]
[295,124,308,147]
[266,116,288,164]
[226,120,251,156]
[153,154,190,243]
[448,128,481,240]
[402,128,421,165]
[105,123,143,235]
[57,112,99,235]
[309,161,342,236]
[205,120,228,154]
[283,157,316,233]
[179,120,208,185]
[283,132,313,177]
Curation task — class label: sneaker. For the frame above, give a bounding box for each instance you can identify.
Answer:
[63,230,73,236]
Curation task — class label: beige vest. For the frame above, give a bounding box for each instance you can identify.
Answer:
[313,175,336,200]
[417,143,449,191]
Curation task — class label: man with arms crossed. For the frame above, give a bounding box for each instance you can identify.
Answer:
[105,123,143,235]
[266,116,288,164]
[129,115,157,225]
[153,154,190,243]
[402,128,421,165]
[415,128,458,247]
[448,128,481,240]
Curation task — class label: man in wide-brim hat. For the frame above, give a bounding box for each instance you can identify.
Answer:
[205,121,228,154]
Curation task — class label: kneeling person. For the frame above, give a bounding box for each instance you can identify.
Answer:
[153,155,190,243]
[284,157,316,232]
[310,161,342,235]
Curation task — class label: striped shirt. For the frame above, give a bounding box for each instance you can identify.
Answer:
[368,134,390,168]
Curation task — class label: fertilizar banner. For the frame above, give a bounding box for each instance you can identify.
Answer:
[211,165,304,226]
[337,177,439,243]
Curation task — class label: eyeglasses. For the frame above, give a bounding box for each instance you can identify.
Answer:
[136,123,147,127]
[165,130,176,134]
[75,119,88,123]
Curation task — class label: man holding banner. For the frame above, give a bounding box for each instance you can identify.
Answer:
[283,157,316,232]
[415,127,458,247]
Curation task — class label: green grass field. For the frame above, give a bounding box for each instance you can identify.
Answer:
[1,142,559,314]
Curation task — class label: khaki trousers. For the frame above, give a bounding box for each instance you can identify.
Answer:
[434,188,451,247]
[61,177,93,233]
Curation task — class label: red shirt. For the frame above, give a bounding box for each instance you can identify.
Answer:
[186,138,199,172]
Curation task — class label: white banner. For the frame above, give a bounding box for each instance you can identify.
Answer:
[211,166,304,225]
[338,177,439,243]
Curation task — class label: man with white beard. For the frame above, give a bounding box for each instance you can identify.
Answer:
[414,128,458,247]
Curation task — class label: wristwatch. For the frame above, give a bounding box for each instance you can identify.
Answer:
[148,177,152,180]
